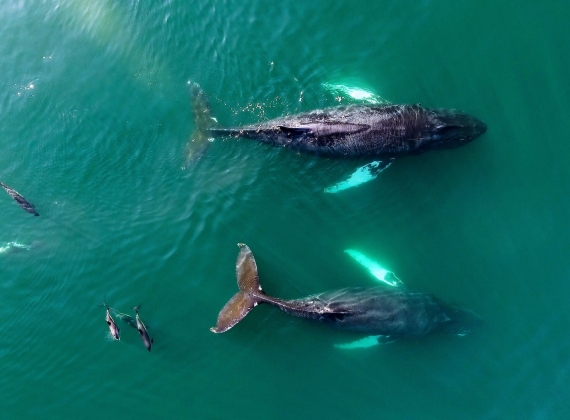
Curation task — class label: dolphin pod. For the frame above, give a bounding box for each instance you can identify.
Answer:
[210,244,481,343]
[101,302,153,351]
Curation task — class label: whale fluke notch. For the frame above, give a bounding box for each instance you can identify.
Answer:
[211,244,265,333]
[0,181,39,216]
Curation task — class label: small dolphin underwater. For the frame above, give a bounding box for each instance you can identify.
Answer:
[104,307,121,341]
[100,298,121,340]
[210,244,481,344]
[188,82,487,192]
[0,181,39,215]
[133,305,153,351]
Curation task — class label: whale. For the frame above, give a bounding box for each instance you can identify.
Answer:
[210,244,481,343]
[0,181,39,216]
[133,305,153,351]
[188,83,487,191]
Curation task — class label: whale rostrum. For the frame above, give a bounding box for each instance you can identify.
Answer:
[211,244,481,340]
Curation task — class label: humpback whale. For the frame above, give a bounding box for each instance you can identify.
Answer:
[210,244,481,342]
[188,83,486,191]
[0,181,39,216]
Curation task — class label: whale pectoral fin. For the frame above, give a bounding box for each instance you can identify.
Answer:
[324,159,395,193]
[334,335,383,349]
[334,335,398,349]
[376,335,398,345]
[343,249,404,287]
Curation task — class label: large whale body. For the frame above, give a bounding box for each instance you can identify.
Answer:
[209,103,486,158]
[210,244,481,341]
[188,83,486,191]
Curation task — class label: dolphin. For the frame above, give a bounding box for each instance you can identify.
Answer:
[0,181,39,216]
[210,244,481,343]
[133,305,153,351]
[101,300,120,341]
[188,83,486,191]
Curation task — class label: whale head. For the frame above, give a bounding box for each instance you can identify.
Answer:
[417,109,487,152]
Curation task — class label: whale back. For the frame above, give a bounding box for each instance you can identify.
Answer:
[191,82,486,160]
[208,104,440,157]
[288,287,481,337]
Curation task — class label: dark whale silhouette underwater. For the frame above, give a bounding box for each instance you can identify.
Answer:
[0,181,39,215]
[188,82,487,192]
[210,244,481,344]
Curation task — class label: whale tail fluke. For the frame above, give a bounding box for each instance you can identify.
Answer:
[186,82,218,165]
[210,243,266,333]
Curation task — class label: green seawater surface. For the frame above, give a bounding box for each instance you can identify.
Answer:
[1,1,569,418]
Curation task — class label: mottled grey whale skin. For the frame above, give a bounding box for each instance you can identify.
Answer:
[208,103,487,158]
[187,82,486,162]
[210,244,481,339]
[267,287,476,337]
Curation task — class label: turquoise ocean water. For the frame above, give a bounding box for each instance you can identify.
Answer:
[1,1,569,418]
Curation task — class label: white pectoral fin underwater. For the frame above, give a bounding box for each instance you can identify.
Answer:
[344,249,403,287]
[324,159,395,193]
[334,335,398,350]
[0,242,33,255]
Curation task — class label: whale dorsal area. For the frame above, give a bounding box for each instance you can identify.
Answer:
[278,123,369,137]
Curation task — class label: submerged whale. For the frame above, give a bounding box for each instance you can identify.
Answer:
[188,83,487,191]
[210,244,481,342]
